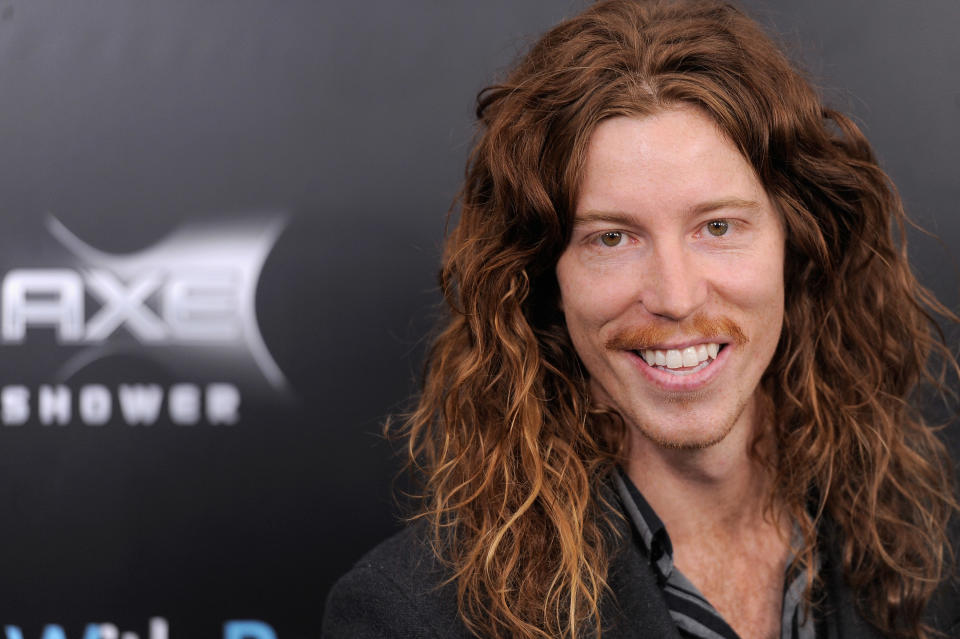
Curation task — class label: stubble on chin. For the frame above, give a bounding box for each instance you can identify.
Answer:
[633,414,736,451]
[625,389,756,452]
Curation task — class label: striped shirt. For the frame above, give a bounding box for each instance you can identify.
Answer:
[614,470,817,639]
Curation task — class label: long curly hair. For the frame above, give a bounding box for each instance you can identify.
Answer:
[393,1,958,637]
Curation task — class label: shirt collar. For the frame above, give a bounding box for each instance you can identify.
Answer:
[613,467,675,581]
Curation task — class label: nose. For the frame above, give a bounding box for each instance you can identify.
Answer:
[637,240,708,320]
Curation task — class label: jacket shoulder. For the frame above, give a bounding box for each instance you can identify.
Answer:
[321,523,472,639]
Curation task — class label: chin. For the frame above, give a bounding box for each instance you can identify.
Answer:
[623,394,753,452]
[634,420,736,450]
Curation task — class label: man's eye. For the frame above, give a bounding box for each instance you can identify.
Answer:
[706,220,729,237]
[599,231,624,247]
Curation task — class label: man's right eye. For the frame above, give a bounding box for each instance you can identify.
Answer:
[599,231,624,247]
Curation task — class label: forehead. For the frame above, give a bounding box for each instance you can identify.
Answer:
[576,108,770,219]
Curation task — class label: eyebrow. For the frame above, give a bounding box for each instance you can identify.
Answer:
[573,211,636,226]
[689,197,762,215]
[574,198,762,225]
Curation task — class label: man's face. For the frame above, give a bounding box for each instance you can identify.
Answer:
[555,107,785,450]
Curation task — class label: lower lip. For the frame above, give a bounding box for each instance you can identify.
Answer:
[627,346,730,392]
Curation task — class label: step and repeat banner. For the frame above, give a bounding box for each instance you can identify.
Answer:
[0,1,956,638]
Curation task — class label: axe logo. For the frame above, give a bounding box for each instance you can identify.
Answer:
[0,214,291,425]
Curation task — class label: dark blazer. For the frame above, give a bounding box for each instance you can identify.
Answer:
[322,510,960,639]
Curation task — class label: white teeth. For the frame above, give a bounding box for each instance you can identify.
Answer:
[665,349,683,368]
[637,343,723,370]
[696,344,708,362]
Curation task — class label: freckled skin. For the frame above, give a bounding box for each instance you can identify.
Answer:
[676,518,788,639]
[555,108,790,639]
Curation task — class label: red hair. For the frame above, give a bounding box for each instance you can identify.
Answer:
[394,1,958,637]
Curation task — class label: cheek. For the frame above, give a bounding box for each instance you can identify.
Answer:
[730,280,783,330]
[710,256,784,347]
[556,258,607,354]
[730,242,785,311]
[557,271,624,335]
[741,271,783,307]
[734,263,785,342]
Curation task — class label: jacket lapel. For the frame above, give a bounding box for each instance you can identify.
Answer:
[819,525,886,639]
[600,500,682,639]
[822,582,885,639]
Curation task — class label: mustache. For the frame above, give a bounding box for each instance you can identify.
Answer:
[604,313,748,351]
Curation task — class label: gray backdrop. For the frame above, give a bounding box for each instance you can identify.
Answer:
[0,1,955,637]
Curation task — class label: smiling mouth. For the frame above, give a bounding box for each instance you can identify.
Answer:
[632,343,727,375]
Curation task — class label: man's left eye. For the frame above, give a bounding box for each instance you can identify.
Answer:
[706,220,729,237]
[599,231,624,247]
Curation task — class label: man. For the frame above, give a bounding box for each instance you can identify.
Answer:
[323,1,960,637]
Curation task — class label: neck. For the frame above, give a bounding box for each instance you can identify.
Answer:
[624,399,782,546]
